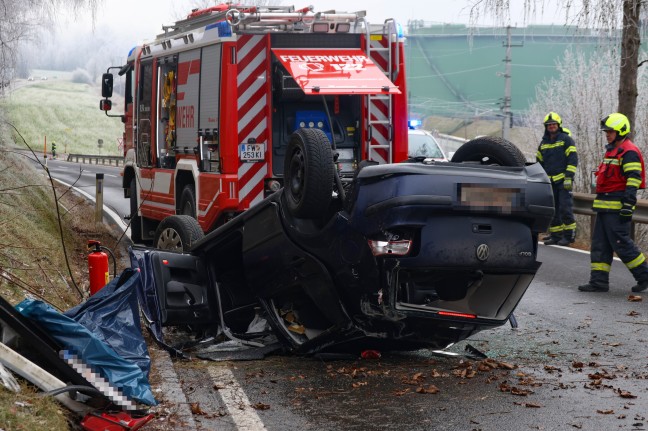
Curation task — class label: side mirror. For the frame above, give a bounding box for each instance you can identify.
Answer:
[100,99,112,111]
[101,73,114,98]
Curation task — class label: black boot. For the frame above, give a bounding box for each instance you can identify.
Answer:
[544,237,560,245]
[557,237,575,246]
[578,283,609,292]
[631,280,648,292]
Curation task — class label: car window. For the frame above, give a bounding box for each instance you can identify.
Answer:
[408,133,445,159]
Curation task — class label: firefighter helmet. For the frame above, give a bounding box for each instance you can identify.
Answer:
[543,112,562,126]
[600,113,630,137]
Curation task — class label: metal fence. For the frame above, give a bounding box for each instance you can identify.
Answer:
[573,192,648,241]
[66,154,124,166]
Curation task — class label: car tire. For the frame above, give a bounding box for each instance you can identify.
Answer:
[450,136,526,167]
[179,185,197,218]
[283,128,334,218]
[129,179,143,244]
[154,215,204,252]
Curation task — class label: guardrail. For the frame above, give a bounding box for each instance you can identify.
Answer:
[573,192,648,239]
[66,154,124,166]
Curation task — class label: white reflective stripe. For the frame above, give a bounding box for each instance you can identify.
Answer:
[248,188,265,206]
[238,163,267,202]
[198,182,221,217]
[229,182,236,199]
[369,149,388,164]
[237,51,266,105]
[238,98,267,135]
[238,159,255,178]
[237,35,263,63]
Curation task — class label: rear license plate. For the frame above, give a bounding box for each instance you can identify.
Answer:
[239,143,266,162]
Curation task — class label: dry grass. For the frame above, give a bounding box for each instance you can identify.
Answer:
[0,384,72,431]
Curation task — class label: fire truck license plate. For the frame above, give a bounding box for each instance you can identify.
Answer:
[239,143,265,162]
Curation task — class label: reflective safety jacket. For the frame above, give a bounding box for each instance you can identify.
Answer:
[593,139,646,212]
[536,130,578,183]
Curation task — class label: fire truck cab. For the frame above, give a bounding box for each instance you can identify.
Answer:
[101,5,408,248]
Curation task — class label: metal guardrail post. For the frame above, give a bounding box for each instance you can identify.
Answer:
[95,173,104,224]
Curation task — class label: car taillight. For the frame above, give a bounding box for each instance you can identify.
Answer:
[438,311,477,319]
[368,239,412,256]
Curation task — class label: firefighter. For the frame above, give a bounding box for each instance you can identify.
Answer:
[578,113,648,293]
[536,112,578,246]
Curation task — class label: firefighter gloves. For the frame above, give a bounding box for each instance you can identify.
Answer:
[563,177,573,191]
[620,202,634,222]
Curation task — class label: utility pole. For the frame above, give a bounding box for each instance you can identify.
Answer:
[501,26,523,141]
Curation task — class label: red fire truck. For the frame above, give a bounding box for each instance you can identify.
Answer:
[100,4,408,248]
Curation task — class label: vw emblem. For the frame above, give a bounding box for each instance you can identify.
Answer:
[476,244,489,261]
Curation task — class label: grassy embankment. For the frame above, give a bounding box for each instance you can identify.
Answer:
[2,76,123,156]
[0,75,126,431]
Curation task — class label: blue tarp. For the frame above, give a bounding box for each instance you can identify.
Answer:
[16,269,157,406]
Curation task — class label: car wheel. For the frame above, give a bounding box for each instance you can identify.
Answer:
[179,185,197,218]
[450,136,526,167]
[283,128,334,218]
[129,179,143,244]
[154,215,204,252]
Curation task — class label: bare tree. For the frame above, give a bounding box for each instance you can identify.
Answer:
[0,0,99,83]
[469,0,645,131]
[524,46,648,243]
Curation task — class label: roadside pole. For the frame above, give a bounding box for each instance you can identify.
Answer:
[95,173,104,224]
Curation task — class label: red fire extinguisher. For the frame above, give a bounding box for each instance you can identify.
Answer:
[88,240,109,296]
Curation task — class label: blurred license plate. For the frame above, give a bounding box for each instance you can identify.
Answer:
[239,143,265,161]
[460,184,523,212]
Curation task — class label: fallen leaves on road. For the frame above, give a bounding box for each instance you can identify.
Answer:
[190,403,207,415]
[251,402,270,410]
[628,295,642,302]
[513,401,542,408]
[615,389,637,399]
[627,310,640,317]
[498,381,534,396]
[416,385,440,394]
[597,409,614,415]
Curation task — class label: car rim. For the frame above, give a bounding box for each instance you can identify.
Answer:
[157,228,183,251]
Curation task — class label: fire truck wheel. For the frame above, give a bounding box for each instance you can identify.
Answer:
[129,179,143,244]
[179,185,197,219]
[450,136,526,166]
[283,128,334,218]
[154,215,204,252]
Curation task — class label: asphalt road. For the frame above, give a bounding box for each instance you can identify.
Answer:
[45,159,648,431]
[34,156,129,230]
[155,245,648,431]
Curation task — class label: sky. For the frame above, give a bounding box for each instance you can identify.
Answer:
[64,0,572,45]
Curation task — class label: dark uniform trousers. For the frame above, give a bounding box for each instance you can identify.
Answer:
[590,212,648,286]
[549,182,576,240]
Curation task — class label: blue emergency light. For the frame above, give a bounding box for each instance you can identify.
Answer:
[408,119,421,129]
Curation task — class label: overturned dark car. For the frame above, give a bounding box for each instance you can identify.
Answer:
[131,133,554,355]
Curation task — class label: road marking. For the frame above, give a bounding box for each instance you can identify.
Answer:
[539,243,622,261]
[155,352,198,430]
[209,367,268,430]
